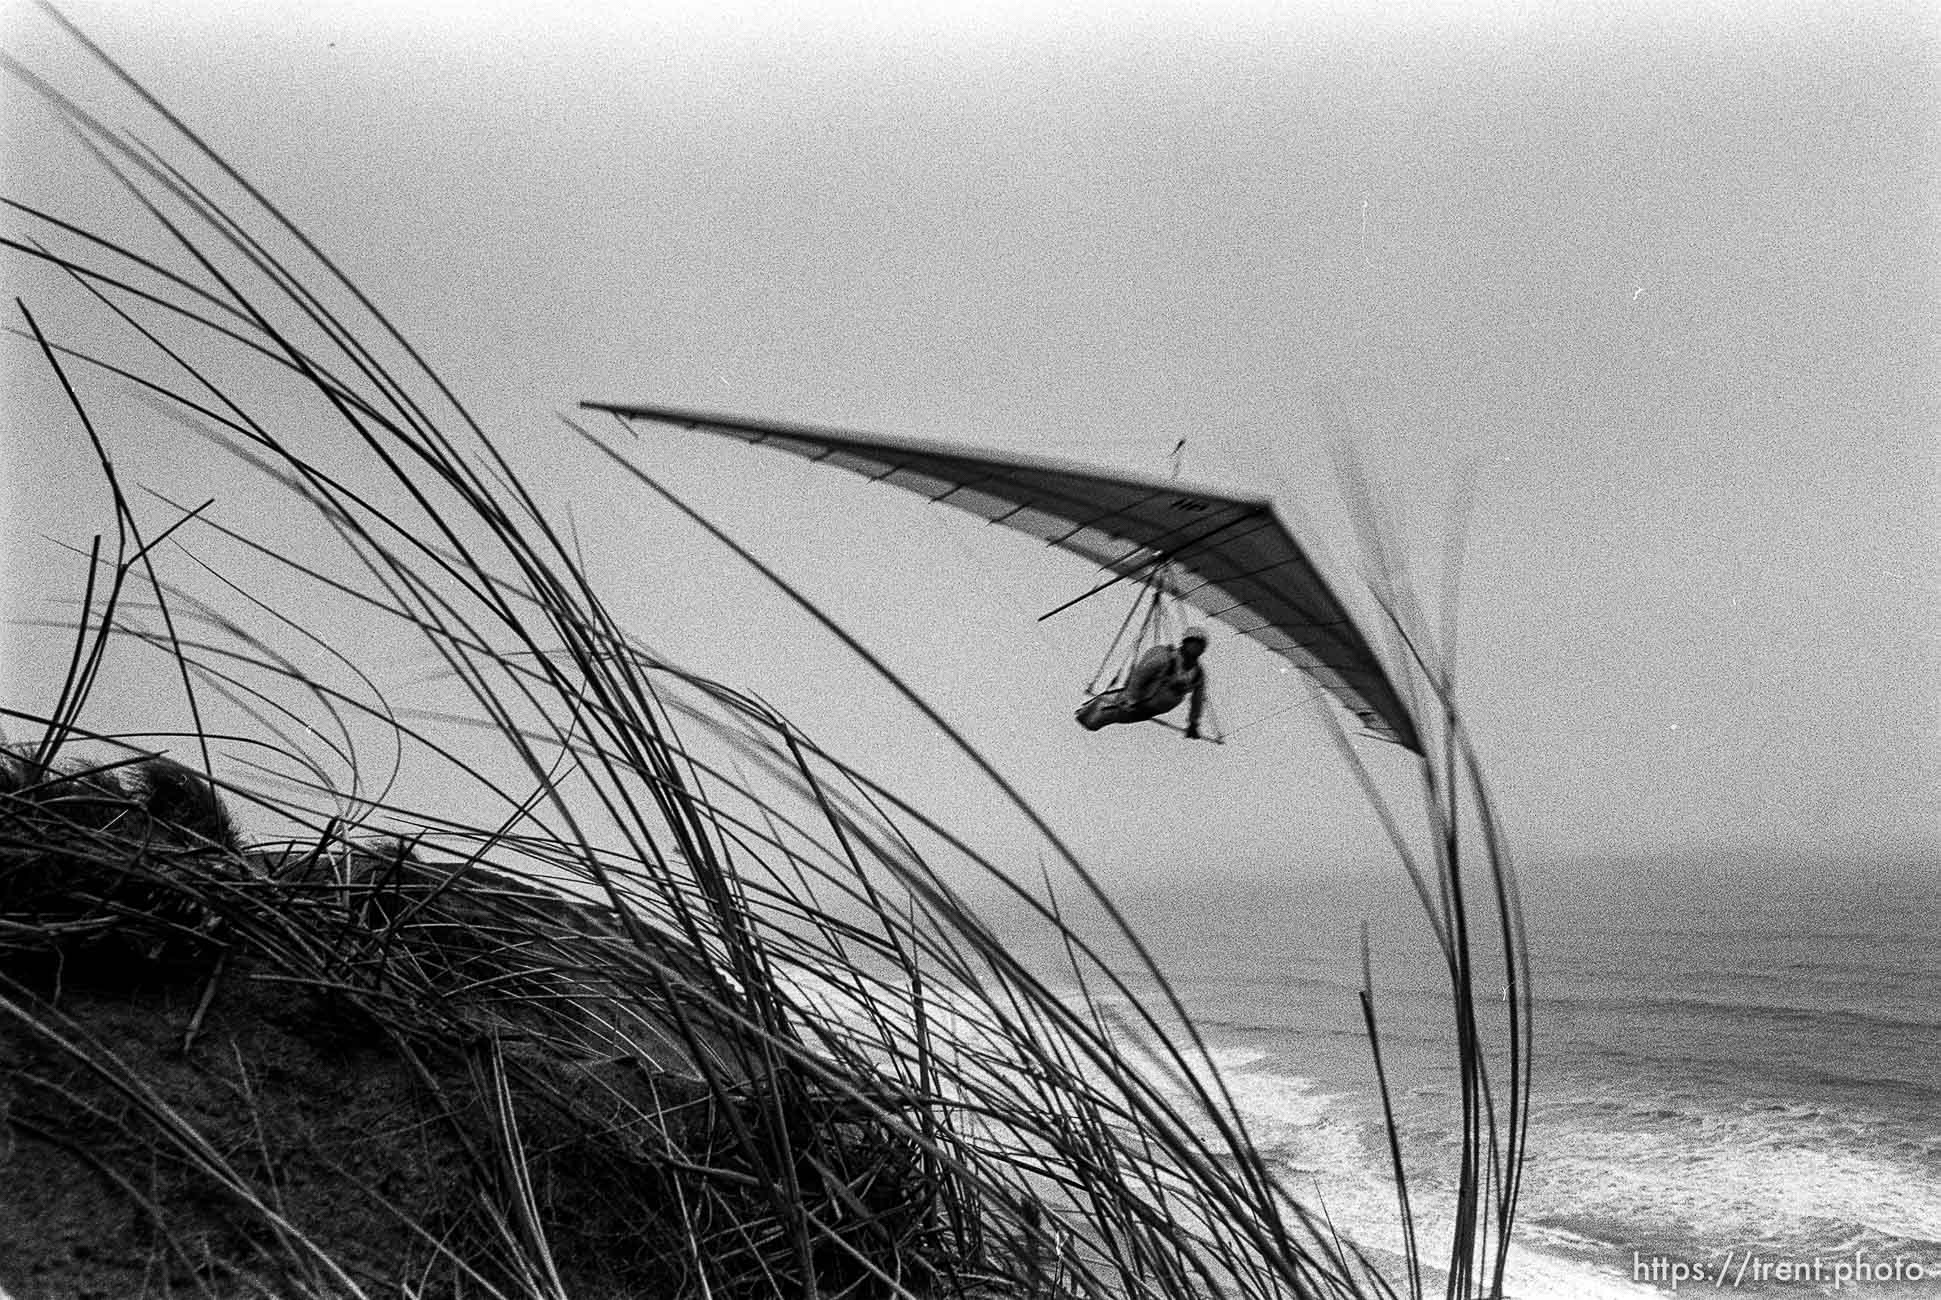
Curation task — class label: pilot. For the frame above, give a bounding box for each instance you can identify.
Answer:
[1074,626,1209,739]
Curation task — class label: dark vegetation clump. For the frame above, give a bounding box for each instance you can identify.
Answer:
[0,765,988,1299]
[2,7,1530,1298]
[1,751,240,976]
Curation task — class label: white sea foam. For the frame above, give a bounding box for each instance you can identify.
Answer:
[1182,1050,1941,1298]
[1496,1245,1669,1299]
[1520,1093,1941,1251]
[1199,1052,1941,1270]
[1202,1059,1679,1299]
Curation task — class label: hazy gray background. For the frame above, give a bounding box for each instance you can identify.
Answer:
[4,0,1935,887]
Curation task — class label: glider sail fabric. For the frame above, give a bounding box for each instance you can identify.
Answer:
[585,401,1422,753]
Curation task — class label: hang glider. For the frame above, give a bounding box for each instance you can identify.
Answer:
[583,401,1422,754]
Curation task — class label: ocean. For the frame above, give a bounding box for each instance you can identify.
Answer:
[999,854,1941,1298]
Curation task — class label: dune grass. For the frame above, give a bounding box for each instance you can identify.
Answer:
[2,7,1531,1298]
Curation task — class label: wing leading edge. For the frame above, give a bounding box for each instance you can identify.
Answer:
[585,401,1421,753]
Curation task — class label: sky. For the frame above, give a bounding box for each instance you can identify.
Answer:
[2,0,1936,890]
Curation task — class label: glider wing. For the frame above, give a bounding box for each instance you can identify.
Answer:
[584,401,1420,753]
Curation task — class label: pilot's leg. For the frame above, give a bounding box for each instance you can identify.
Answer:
[1076,691,1131,730]
[1076,691,1160,731]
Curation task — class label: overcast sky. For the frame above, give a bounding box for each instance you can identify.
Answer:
[3,0,1935,887]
